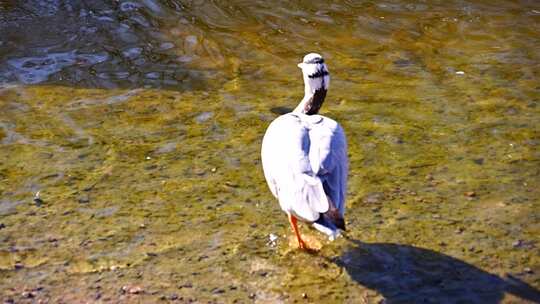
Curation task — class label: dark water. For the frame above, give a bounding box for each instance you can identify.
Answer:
[0,1,539,303]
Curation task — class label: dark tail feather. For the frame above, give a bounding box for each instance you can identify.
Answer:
[315,196,346,231]
[327,207,346,230]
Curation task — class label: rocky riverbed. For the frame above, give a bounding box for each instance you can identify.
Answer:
[1,1,539,303]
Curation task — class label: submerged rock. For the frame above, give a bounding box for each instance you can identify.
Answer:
[21,291,36,299]
[363,192,384,204]
[473,158,485,165]
[121,285,144,294]
[78,194,90,204]
[464,191,476,197]
[268,233,278,247]
[33,191,44,206]
[195,112,213,123]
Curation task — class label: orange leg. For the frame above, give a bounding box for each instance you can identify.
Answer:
[288,214,307,249]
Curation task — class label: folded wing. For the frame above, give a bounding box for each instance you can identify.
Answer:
[261,113,347,222]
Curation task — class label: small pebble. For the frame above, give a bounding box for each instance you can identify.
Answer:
[178,282,193,289]
[269,233,278,242]
[524,267,533,274]
[455,71,465,75]
[33,191,44,205]
[363,192,384,204]
[512,240,523,248]
[302,293,308,299]
[122,285,143,294]
[464,191,476,197]
[78,194,90,204]
[129,286,143,294]
[159,42,175,50]
[21,291,35,298]
[473,158,484,165]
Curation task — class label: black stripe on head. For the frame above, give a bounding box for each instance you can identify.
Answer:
[304,57,325,64]
[308,69,329,79]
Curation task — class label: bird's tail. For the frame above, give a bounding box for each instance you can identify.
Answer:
[313,196,345,236]
[319,206,346,230]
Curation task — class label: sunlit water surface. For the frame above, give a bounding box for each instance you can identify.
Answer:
[1,1,539,303]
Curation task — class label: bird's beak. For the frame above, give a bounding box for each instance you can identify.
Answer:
[297,63,304,69]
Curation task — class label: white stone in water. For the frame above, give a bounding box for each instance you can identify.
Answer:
[120,1,142,12]
[269,233,278,242]
[195,112,213,123]
[145,72,160,79]
[155,142,177,154]
[113,72,130,79]
[185,36,198,52]
[185,35,197,45]
[122,47,143,60]
[268,233,278,247]
[96,15,115,22]
[159,42,175,50]
[176,55,193,63]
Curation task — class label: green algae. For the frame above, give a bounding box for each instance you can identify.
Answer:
[1,1,540,303]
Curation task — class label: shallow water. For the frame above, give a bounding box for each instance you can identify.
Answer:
[0,0,539,303]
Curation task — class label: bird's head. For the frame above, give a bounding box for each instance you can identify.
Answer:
[297,53,330,93]
[295,53,330,115]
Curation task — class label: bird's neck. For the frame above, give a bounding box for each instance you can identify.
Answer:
[293,85,327,115]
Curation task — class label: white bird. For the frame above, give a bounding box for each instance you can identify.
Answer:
[261,53,348,250]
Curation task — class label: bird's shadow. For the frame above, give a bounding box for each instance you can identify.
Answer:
[331,238,540,303]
